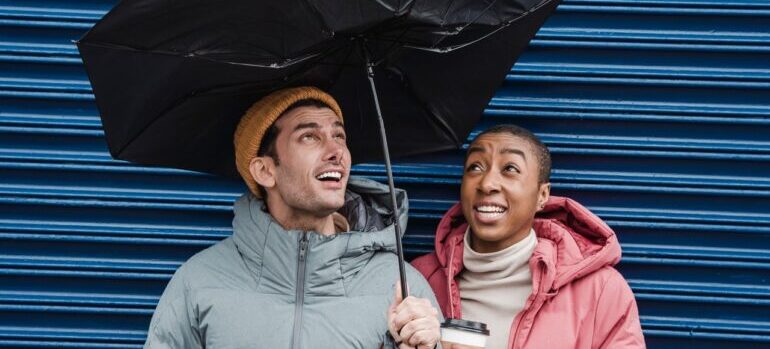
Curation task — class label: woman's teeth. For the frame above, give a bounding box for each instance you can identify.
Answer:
[475,205,506,219]
[476,205,505,213]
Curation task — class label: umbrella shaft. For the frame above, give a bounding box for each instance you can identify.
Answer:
[366,63,409,300]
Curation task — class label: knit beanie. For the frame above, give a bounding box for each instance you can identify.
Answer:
[234,86,343,197]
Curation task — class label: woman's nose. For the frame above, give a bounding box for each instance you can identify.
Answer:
[478,171,501,193]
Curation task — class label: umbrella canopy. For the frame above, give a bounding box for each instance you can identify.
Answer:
[77,0,559,178]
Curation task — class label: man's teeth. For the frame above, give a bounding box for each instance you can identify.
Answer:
[476,205,506,213]
[316,171,342,180]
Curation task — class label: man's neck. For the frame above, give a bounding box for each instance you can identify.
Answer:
[268,205,337,236]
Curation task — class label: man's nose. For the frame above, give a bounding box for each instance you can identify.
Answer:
[323,138,346,163]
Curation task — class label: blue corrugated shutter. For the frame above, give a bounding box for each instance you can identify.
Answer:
[1,0,768,348]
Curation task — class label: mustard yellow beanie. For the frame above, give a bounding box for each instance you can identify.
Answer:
[234,87,343,197]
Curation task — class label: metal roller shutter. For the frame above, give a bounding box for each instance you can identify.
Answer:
[1,0,768,348]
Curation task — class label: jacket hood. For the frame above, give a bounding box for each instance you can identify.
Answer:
[434,196,621,292]
[230,176,408,296]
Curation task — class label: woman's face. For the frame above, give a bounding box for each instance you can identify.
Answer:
[461,133,550,253]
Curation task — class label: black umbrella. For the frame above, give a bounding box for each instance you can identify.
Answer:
[77,0,560,298]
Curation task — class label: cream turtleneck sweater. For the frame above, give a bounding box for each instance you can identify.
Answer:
[458,228,537,349]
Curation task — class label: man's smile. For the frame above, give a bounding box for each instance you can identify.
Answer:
[316,171,342,182]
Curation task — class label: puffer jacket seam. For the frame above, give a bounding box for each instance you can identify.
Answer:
[590,271,614,349]
[557,250,609,288]
[338,252,348,296]
[146,294,180,346]
[183,277,203,347]
[232,241,261,289]
[147,271,199,347]
[257,220,275,288]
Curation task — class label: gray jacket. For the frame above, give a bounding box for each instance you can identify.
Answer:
[144,177,441,348]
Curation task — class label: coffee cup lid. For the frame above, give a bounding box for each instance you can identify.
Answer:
[441,318,490,335]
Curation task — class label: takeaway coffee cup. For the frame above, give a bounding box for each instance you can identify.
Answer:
[440,318,490,349]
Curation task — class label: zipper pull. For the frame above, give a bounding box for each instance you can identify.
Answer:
[299,233,308,261]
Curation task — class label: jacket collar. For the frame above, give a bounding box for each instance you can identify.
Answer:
[231,177,406,296]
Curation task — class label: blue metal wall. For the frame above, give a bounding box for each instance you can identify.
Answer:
[1,0,769,348]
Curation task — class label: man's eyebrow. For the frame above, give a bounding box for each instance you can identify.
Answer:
[501,147,526,160]
[292,122,321,132]
[292,121,344,132]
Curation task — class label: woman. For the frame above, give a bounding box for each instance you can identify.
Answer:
[412,125,645,349]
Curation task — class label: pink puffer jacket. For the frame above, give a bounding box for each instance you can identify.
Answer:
[412,196,645,349]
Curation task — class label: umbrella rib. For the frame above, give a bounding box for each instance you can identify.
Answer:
[431,0,498,48]
[301,0,334,36]
[439,0,460,28]
[371,23,413,67]
[402,0,553,53]
[77,40,323,69]
[428,112,462,148]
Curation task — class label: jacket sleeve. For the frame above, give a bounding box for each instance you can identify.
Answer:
[144,266,203,349]
[593,269,646,349]
[406,264,445,349]
[406,263,445,323]
[410,252,437,276]
[411,252,453,318]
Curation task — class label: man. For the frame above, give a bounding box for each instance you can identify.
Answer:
[412,125,645,348]
[145,87,441,348]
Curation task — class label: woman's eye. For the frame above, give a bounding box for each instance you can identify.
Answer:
[334,133,346,140]
[301,133,318,141]
[466,164,482,172]
[504,164,520,173]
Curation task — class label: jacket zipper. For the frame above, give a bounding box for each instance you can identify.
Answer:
[447,239,458,318]
[508,261,546,349]
[291,233,309,349]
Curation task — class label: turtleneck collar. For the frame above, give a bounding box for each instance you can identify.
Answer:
[459,228,538,349]
[463,227,537,278]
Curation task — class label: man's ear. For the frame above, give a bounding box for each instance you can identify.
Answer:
[249,156,276,190]
[537,182,551,211]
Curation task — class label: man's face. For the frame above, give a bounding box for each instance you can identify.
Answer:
[268,106,351,217]
[460,133,549,253]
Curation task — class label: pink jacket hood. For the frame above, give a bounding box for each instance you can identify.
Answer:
[432,196,621,300]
